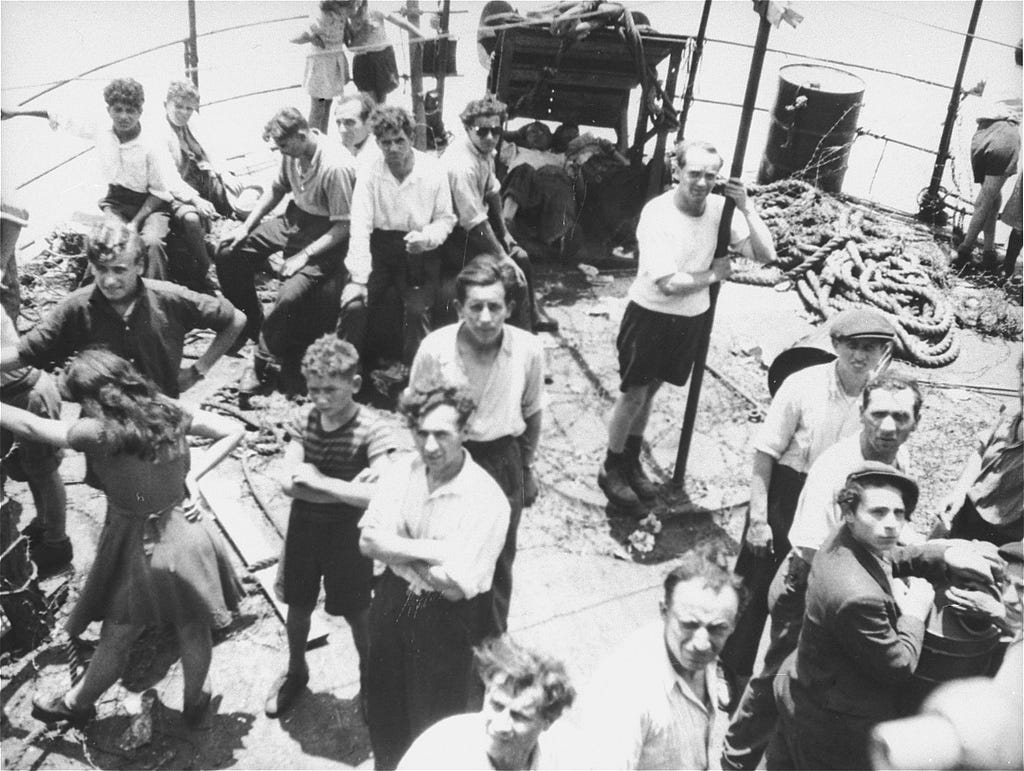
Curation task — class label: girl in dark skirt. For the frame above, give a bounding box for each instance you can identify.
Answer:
[0,348,245,728]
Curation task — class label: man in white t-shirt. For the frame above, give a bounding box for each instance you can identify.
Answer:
[599,140,775,510]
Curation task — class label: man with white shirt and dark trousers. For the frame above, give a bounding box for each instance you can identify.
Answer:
[343,106,455,368]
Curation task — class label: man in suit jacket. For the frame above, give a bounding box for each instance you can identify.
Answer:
[767,462,996,770]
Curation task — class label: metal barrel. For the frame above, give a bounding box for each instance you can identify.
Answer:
[757,64,865,193]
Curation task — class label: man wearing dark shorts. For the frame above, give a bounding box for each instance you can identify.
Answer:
[953,39,1022,272]
[265,335,400,719]
[598,140,775,510]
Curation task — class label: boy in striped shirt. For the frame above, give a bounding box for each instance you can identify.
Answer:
[266,335,401,718]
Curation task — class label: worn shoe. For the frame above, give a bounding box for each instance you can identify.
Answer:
[265,668,309,718]
[182,690,213,728]
[30,538,73,577]
[623,436,659,501]
[598,457,642,511]
[31,692,96,727]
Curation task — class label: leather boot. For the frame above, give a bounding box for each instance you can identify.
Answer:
[598,450,642,510]
[623,435,659,501]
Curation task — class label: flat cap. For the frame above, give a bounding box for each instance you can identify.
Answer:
[845,461,919,515]
[829,308,895,341]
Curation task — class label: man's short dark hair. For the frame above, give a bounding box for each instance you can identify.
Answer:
[369,105,415,140]
[663,544,744,607]
[86,221,145,266]
[103,78,145,110]
[862,372,924,420]
[474,636,576,723]
[460,94,508,126]
[673,140,721,170]
[336,92,376,123]
[165,80,200,106]
[398,380,476,429]
[263,107,309,143]
[455,255,514,304]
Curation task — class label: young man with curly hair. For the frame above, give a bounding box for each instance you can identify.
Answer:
[2,77,174,279]
[397,636,579,769]
[343,106,456,368]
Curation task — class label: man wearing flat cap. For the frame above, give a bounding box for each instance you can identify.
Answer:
[719,307,896,718]
[766,463,997,770]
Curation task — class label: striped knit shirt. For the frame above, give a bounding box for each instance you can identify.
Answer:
[286,405,399,521]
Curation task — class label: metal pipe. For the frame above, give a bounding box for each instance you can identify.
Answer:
[677,0,712,143]
[922,0,983,217]
[407,0,428,150]
[673,6,773,486]
[435,0,452,108]
[187,0,199,88]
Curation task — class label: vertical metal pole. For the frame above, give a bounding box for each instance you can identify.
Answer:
[677,0,713,143]
[407,0,427,150]
[435,1,452,110]
[673,7,773,486]
[187,0,199,88]
[921,0,982,220]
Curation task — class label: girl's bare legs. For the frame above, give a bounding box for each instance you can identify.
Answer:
[65,621,142,709]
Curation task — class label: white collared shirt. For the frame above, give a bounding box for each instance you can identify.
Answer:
[49,111,171,198]
[581,622,718,770]
[753,361,863,473]
[346,148,456,284]
[409,322,544,442]
[359,450,509,599]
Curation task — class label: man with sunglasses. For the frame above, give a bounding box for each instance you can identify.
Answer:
[216,106,357,397]
[439,95,539,332]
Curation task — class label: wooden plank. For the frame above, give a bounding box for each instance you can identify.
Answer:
[198,475,278,567]
[198,474,330,650]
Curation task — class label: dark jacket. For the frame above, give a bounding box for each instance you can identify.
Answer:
[778,525,947,769]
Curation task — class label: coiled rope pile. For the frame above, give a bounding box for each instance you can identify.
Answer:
[732,179,959,367]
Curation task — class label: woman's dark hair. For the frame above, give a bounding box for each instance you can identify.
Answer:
[64,348,185,461]
[103,78,145,110]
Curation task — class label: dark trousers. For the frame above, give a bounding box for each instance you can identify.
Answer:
[722,550,810,771]
[437,227,534,331]
[720,463,806,680]
[99,185,170,280]
[465,436,524,638]
[366,571,490,770]
[367,230,439,366]
[215,202,347,361]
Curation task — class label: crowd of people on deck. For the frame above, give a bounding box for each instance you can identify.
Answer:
[0,3,1022,768]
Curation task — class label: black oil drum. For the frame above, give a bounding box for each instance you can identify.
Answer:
[757,64,865,193]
